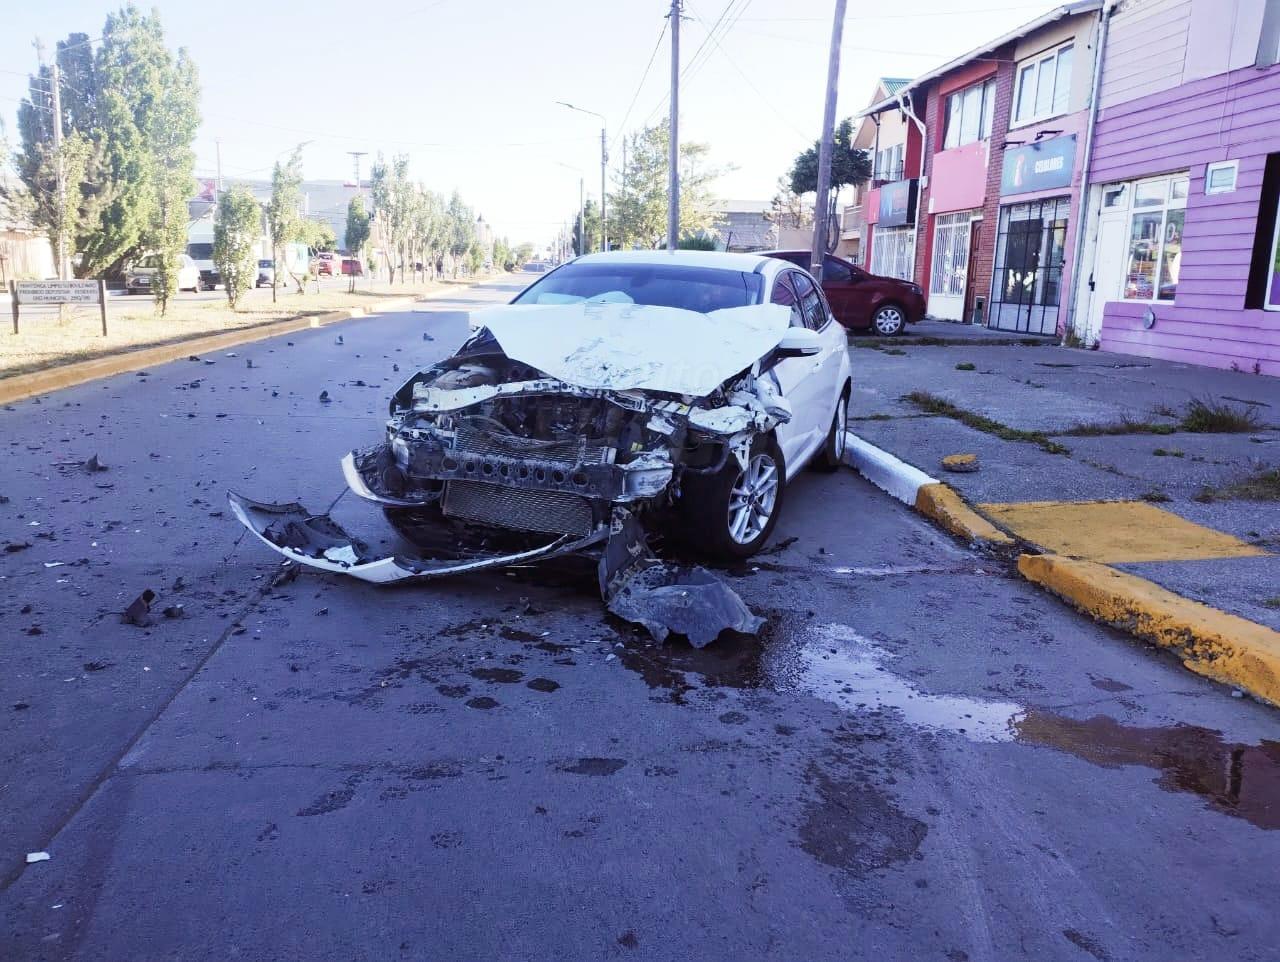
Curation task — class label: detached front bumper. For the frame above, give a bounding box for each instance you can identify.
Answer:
[227,491,608,585]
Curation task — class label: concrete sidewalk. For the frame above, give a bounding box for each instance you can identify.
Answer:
[844,337,1280,701]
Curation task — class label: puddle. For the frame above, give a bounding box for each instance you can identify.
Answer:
[1016,712,1280,830]
[793,625,1022,742]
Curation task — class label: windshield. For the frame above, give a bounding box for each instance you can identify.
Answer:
[187,243,214,260]
[513,262,763,313]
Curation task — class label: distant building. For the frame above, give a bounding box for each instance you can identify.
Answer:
[0,173,55,283]
[710,199,776,252]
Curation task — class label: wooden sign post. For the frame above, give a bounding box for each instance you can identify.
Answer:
[10,279,108,335]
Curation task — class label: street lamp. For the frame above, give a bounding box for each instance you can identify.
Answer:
[556,101,608,253]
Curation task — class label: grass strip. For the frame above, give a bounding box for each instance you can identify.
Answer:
[903,391,1070,455]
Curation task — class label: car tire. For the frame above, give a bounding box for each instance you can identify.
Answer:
[678,433,785,561]
[872,303,906,336]
[813,384,850,472]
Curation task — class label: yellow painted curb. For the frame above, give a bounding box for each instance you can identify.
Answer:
[0,296,420,407]
[1018,554,1280,706]
[915,482,1014,544]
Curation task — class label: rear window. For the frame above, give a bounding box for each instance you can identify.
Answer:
[187,243,214,260]
[513,262,763,312]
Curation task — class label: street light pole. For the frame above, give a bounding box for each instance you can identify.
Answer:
[556,101,608,253]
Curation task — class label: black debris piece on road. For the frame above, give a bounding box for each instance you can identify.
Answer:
[121,589,157,627]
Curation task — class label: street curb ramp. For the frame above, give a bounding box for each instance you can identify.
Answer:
[841,429,1280,707]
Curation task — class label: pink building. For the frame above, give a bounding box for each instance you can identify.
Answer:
[1070,0,1280,375]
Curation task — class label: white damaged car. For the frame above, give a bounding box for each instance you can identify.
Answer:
[230,251,852,645]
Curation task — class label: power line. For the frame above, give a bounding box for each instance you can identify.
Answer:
[611,18,669,150]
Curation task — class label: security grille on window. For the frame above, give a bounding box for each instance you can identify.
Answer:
[870,226,915,281]
[1013,43,1073,126]
[929,212,974,297]
[943,79,996,150]
[1123,175,1188,302]
[989,198,1070,335]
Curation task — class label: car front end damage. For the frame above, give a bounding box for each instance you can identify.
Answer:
[229,301,792,645]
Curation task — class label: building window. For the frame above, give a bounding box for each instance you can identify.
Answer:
[874,143,904,181]
[1121,174,1188,302]
[870,225,915,281]
[1013,43,1073,126]
[943,78,996,150]
[1205,160,1238,195]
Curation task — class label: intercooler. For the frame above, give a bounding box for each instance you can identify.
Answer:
[442,479,595,536]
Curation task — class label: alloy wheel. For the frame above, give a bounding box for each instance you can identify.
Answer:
[728,453,779,545]
[874,306,904,336]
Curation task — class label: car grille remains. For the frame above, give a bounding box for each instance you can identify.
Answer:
[442,479,594,536]
[454,418,612,468]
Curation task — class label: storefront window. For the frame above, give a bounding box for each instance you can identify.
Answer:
[1121,174,1188,302]
[870,225,915,281]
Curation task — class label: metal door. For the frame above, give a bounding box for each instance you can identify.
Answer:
[988,198,1069,335]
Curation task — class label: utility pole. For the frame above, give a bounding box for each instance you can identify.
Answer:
[556,102,608,252]
[50,58,69,281]
[215,138,224,194]
[347,151,367,197]
[667,0,682,251]
[810,0,848,283]
[578,177,585,257]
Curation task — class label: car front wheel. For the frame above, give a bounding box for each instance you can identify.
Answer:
[679,433,785,560]
[872,303,906,336]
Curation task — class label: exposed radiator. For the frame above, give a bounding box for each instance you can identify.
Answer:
[454,418,612,467]
[442,480,594,536]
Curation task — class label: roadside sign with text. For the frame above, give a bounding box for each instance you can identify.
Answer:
[9,279,108,335]
[1001,134,1077,197]
[15,280,101,305]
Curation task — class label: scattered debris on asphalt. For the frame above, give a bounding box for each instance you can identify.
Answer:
[335,335,344,345]
[4,542,31,553]
[25,852,50,864]
[121,589,157,627]
[270,562,300,588]
[162,604,185,619]
[319,390,331,403]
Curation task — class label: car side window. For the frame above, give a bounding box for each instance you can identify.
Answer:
[770,273,805,328]
[823,256,853,283]
[790,271,829,331]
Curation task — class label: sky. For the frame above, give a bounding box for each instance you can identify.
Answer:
[1,0,1061,248]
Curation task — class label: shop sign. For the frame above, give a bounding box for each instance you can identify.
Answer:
[878,179,918,227]
[1001,134,1077,196]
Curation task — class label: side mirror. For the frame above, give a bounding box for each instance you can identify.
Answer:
[776,326,822,357]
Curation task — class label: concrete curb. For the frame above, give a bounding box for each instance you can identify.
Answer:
[1019,554,1280,707]
[0,283,480,407]
[841,431,1012,545]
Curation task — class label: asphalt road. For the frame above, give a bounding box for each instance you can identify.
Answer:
[2,276,1278,961]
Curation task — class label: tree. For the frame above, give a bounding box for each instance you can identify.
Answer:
[12,11,200,282]
[344,195,370,292]
[609,121,724,249]
[445,191,474,277]
[370,153,413,283]
[140,38,200,315]
[267,146,304,301]
[571,199,602,256]
[765,174,813,230]
[213,185,259,308]
[788,118,871,252]
[514,242,535,265]
[297,218,337,252]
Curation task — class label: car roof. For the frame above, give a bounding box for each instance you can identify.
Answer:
[571,249,778,273]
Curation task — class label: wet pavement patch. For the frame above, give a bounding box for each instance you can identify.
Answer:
[465,696,499,710]
[526,678,559,692]
[1016,712,1280,830]
[295,785,357,817]
[558,757,627,776]
[798,764,928,876]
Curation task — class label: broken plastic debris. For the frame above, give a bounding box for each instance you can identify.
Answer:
[319,391,331,403]
[26,852,50,864]
[121,589,157,627]
[162,604,185,619]
[43,562,66,568]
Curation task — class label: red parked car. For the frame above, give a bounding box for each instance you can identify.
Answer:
[762,251,925,336]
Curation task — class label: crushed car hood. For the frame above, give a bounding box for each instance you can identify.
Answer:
[468,302,790,396]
